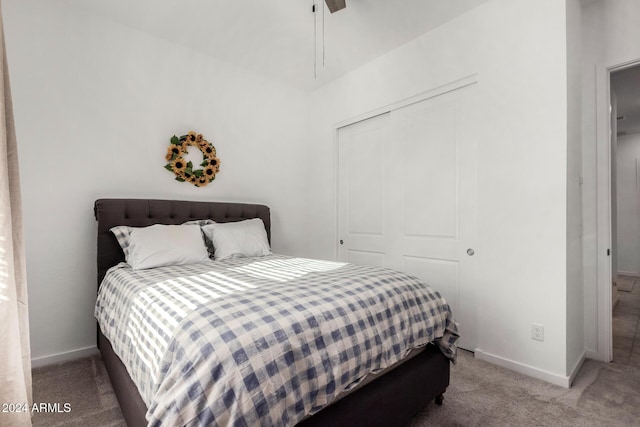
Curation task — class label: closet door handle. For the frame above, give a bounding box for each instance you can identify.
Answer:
[467,248,475,256]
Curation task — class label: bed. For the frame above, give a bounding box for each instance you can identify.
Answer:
[94,198,457,426]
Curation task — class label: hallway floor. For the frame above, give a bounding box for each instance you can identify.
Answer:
[613,275,640,366]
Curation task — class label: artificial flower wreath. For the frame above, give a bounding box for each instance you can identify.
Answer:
[164,131,220,187]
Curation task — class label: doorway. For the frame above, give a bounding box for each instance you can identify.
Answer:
[610,65,640,364]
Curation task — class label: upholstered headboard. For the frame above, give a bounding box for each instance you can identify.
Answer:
[94,199,271,287]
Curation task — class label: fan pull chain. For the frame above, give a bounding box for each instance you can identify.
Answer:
[312,1,326,79]
[313,2,317,79]
[322,0,325,67]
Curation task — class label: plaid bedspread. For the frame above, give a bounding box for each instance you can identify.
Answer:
[95,255,458,426]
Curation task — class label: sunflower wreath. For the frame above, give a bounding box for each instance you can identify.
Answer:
[164,131,220,187]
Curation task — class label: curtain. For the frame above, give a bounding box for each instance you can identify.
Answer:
[0,1,32,426]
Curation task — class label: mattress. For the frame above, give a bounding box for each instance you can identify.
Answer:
[95,254,458,426]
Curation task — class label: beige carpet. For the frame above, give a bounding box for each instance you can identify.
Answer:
[30,356,123,427]
[28,350,640,427]
[410,352,640,426]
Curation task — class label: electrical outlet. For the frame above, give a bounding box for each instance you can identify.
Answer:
[532,323,544,342]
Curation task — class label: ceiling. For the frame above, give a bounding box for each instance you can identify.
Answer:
[612,65,640,135]
[61,0,488,91]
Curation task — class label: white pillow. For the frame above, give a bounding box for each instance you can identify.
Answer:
[111,219,214,260]
[201,219,271,260]
[127,224,209,270]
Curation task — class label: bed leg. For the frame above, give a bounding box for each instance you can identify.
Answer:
[435,390,446,405]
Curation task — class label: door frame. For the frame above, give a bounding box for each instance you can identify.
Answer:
[332,73,478,259]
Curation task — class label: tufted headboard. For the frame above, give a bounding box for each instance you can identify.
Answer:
[94,199,271,287]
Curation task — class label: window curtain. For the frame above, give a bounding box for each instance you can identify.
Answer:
[0,1,33,425]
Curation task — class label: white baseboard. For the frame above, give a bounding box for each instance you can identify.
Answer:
[475,349,572,388]
[618,271,640,277]
[31,346,98,368]
[567,351,586,387]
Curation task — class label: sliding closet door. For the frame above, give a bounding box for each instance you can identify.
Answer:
[337,112,391,268]
[338,84,478,351]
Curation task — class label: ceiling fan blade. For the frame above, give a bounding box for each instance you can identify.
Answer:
[325,0,346,13]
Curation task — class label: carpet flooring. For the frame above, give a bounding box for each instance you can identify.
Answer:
[30,347,640,427]
[613,275,640,366]
[30,355,123,427]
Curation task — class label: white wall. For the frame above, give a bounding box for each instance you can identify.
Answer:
[580,0,605,358]
[310,0,573,381]
[582,0,640,360]
[566,0,585,374]
[3,0,313,363]
[616,133,640,275]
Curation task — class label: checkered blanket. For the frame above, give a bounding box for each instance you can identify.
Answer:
[95,255,458,426]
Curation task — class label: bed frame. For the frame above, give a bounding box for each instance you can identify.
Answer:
[94,198,450,426]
